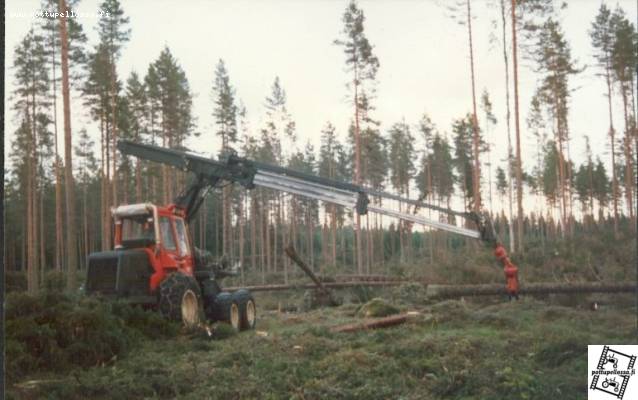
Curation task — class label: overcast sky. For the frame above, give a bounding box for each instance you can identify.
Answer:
[4,0,637,201]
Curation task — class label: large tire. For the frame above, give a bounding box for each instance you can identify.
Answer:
[210,292,241,331]
[159,273,203,328]
[233,289,257,331]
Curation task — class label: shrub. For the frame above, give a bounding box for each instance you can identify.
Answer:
[392,282,428,305]
[357,298,400,318]
[43,270,66,292]
[6,271,27,293]
[5,293,179,383]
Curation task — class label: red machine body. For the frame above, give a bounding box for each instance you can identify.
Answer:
[112,203,195,293]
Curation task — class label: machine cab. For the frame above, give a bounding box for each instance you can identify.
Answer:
[112,203,195,291]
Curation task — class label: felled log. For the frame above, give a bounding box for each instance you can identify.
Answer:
[426,281,637,298]
[331,314,409,333]
[285,244,340,307]
[226,281,636,297]
[284,245,329,293]
[225,281,404,292]
[335,274,407,283]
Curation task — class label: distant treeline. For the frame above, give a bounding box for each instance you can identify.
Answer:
[5,0,636,292]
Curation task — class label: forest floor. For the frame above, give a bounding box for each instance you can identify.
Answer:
[7,289,636,400]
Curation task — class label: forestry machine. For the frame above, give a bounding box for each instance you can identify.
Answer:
[86,140,519,329]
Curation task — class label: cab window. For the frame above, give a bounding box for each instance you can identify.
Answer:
[159,217,176,251]
[122,215,155,242]
[175,218,190,256]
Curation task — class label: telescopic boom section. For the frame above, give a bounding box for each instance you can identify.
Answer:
[118,140,483,239]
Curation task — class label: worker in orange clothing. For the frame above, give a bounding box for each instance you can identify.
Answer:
[504,263,519,300]
[494,243,520,300]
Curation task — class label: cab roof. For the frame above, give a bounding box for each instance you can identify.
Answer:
[112,203,156,218]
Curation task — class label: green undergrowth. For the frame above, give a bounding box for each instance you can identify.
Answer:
[5,292,180,385]
[8,292,636,400]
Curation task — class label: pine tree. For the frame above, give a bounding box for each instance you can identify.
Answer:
[75,128,98,268]
[498,0,516,252]
[511,0,524,251]
[610,8,637,222]
[480,90,497,213]
[58,0,79,288]
[97,0,130,210]
[452,115,478,212]
[318,122,341,267]
[541,140,560,213]
[83,43,116,250]
[388,121,415,262]
[590,3,619,233]
[592,158,610,222]
[260,77,297,276]
[533,18,579,236]
[495,166,508,206]
[335,0,379,274]
[40,0,87,272]
[13,28,52,292]
[146,47,195,202]
[466,0,482,213]
[124,72,148,202]
[527,91,547,216]
[212,59,238,258]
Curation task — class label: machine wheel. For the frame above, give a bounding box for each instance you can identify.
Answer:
[158,273,203,328]
[232,289,257,331]
[229,301,241,331]
[210,292,240,331]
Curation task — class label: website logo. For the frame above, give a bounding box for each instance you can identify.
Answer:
[589,345,637,399]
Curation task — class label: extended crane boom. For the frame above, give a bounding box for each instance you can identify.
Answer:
[118,140,489,240]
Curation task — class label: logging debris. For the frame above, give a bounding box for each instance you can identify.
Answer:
[331,312,421,333]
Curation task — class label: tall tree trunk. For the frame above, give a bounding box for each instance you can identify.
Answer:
[485,115,493,213]
[260,200,266,283]
[275,197,280,277]
[104,115,112,250]
[100,114,107,250]
[555,107,568,236]
[366,213,373,273]
[500,0,516,253]
[51,37,64,272]
[353,65,363,275]
[321,220,327,272]
[27,139,38,293]
[222,185,232,257]
[59,0,78,290]
[308,210,315,270]
[28,78,40,293]
[251,194,257,282]
[83,182,89,270]
[605,61,619,234]
[331,205,337,266]
[239,192,245,284]
[621,86,635,222]
[565,125,575,237]
[135,159,142,202]
[39,179,45,278]
[265,199,272,274]
[511,0,524,252]
[467,0,482,212]
[398,202,404,263]
[340,220,346,268]
[111,58,118,209]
